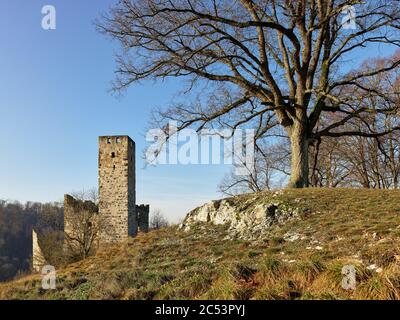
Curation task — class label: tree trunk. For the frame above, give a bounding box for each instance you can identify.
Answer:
[288,128,309,188]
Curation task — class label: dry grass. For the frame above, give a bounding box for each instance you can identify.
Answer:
[1,188,400,300]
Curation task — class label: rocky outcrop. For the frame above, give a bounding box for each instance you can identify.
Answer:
[179,193,303,240]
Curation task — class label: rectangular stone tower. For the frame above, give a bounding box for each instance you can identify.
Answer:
[98,135,136,243]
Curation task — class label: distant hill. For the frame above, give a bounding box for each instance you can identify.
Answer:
[1,188,400,300]
[0,201,63,282]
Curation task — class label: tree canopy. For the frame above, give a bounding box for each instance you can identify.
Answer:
[99,0,400,187]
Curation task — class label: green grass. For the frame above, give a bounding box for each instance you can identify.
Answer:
[1,188,400,300]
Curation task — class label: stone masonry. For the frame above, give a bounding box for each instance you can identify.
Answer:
[64,194,99,254]
[32,229,46,272]
[98,136,139,243]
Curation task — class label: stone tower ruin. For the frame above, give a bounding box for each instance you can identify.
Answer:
[98,135,137,243]
[33,135,150,271]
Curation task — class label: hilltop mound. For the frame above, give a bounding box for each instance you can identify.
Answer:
[1,188,400,300]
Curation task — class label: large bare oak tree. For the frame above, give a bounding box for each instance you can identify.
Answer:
[99,0,400,187]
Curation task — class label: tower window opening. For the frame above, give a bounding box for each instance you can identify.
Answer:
[107,138,111,144]
[116,137,121,144]
[111,152,116,158]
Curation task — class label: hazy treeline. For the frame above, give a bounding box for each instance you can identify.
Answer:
[0,200,63,282]
[0,195,170,282]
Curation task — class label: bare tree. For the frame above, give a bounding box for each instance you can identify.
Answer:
[311,55,400,188]
[150,210,169,230]
[64,190,102,262]
[98,0,400,188]
[34,202,65,267]
[309,136,351,187]
[311,114,400,189]
[219,140,290,195]
[36,230,65,267]
[71,187,99,204]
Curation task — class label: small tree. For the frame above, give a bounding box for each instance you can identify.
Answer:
[219,140,290,195]
[64,189,102,262]
[150,210,169,230]
[34,202,65,268]
[71,187,99,204]
[36,230,65,267]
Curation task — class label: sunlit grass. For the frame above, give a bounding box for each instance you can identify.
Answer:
[1,188,400,300]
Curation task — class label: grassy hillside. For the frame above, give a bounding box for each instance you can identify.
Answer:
[1,188,400,300]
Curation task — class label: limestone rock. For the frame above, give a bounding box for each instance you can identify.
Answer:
[180,197,302,240]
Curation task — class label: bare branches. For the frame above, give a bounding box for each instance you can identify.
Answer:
[64,192,101,262]
[99,0,399,126]
[311,112,400,188]
[99,0,400,188]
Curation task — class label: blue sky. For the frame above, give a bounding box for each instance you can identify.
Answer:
[0,1,397,222]
[0,0,230,222]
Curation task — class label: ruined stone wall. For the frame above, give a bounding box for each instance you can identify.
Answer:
[32,229,46,272]
[64,194,99,255]
[98,136,136,243]
[64,194,98,239]
[136,204,149,233]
